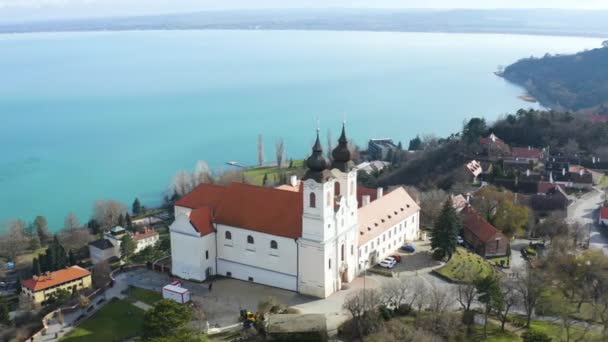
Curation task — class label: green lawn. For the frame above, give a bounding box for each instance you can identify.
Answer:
[435,247,497,283]
[471,322,520,342]
[61,299,145,342]
[127,286,163,306]
[599,175,608,189]
[243,160,305,185]
[510,314,603,342]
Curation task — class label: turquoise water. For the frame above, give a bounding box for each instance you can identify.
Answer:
[0,30,603,231]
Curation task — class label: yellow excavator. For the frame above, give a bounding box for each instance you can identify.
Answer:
[239,309,256,328]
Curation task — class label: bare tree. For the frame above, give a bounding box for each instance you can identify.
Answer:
[343,288,381,339]
[380,278,413,309]
[193,160,213,186]
[93,199,127,229]
[92,261,111,288]
[412,278,429,313]
[513,266,543,328]
[257,134,264,166]
[427,286,453,335]
[59,228,93,252]
[275,138,285,169]
[63,212,81,232]
[420,189,448,226]
[0,220,28,261]
[497,279,521,332]
[169,170,194,198]
[455,283,478,312]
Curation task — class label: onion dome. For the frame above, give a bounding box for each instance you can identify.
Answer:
[331,123,355,172]
[303,130,330,182]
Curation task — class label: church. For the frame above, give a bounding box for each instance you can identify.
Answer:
[169,125,420,298]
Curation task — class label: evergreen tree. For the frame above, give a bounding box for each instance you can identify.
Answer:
[68,250,77,266]
[262,173,268,186]
[87,219,101,235]
[117,213,124,228]
[0,296,10,325]
[430,198,461,260]
[397,141,403,150]
[408,135,422,151]
[39,254,48,273]
[125,213,133,231]
[121,235,137,259]
[32,257,41,276]
[132,198,142,215]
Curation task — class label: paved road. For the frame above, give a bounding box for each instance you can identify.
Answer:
[567,188,608,254]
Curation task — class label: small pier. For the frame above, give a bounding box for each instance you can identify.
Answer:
[226,161,249,168]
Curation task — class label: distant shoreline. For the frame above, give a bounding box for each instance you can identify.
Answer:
[0,27,606,39]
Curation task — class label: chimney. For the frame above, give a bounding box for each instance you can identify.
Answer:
[562,168,566,176]
[526,169,530,177]
[290,175,298,188]
[579,169,584,176]
[377,187,384,199]
[362,195,371,207]
[593,157,596,164]
[465,192,471,203]
[528,146,531,150]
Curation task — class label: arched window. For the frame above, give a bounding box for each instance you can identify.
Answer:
[309,192,316,208]
[341,244,345,261]
[225,231,232,240]
[270,240,278,249]
[247,235,254,244]
[328,258,332,269]
[334,182,341,196]
[351,245,354,255]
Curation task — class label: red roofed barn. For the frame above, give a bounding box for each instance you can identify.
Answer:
[461,206,510,258]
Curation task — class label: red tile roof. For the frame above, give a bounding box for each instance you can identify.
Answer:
[177,182,303,239]
[590,114,608,123]
[175,183,226,209]
[357,186,378,208]
[537,181,565,194]
[22,266,91,292]
[133,228,158,241]
[601,207,608,220]
[461,206,503,243]
[189,207,215,236]
[511,147,544,159]
[215,183,303,239]
[479,134,506,146]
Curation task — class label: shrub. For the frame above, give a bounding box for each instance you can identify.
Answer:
[522,329,552,342]
[395,304,412,316]
[378,305,392,321]
[432,249,446,260]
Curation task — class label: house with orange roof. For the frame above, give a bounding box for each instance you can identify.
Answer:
[169,125,420,298]
[21,265,92,304]
[461,206,510,258]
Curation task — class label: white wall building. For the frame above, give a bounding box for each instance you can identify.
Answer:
[133,227,160,253]
[169,125,420,298]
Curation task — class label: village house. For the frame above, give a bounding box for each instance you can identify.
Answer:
[21,266,92,304]
[460,205,510,258]
[368,138,398,160]
[169,125,420,298]
[88,238,120,265]
[133,227,160,253]
[356,160,391,175]
[508,146,545,164]
[479,133,510,160]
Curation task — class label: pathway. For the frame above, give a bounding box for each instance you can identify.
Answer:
[568,187,607,254]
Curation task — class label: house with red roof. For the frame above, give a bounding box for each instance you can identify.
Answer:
[600,207,608,226]
[21,266,92,304]
[169,126,420,298]
[461,206,510,258]
[479,134,510,159]
[509,146,545,164]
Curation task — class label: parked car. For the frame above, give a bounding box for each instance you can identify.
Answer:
[379,258,397,269]
[390,254,402,263]
[400,244,416,253]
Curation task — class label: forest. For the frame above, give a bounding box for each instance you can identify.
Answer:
[501,42,608,111]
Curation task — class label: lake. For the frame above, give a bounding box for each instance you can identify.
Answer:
[0,30,603,231]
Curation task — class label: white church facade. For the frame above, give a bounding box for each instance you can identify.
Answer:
[169,126,420,298]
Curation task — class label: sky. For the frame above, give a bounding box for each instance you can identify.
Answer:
[0,0,607,22]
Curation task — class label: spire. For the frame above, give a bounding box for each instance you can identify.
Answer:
[304,129,329,176]
[332,123,354,172]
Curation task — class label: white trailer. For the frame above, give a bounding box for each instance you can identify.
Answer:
[162,283,191,304]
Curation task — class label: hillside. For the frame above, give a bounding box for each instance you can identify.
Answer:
[501,43,608,111]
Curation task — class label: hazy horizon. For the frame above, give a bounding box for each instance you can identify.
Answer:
[2,0,608,23]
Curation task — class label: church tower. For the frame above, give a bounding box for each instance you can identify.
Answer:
[298,125,359,298]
